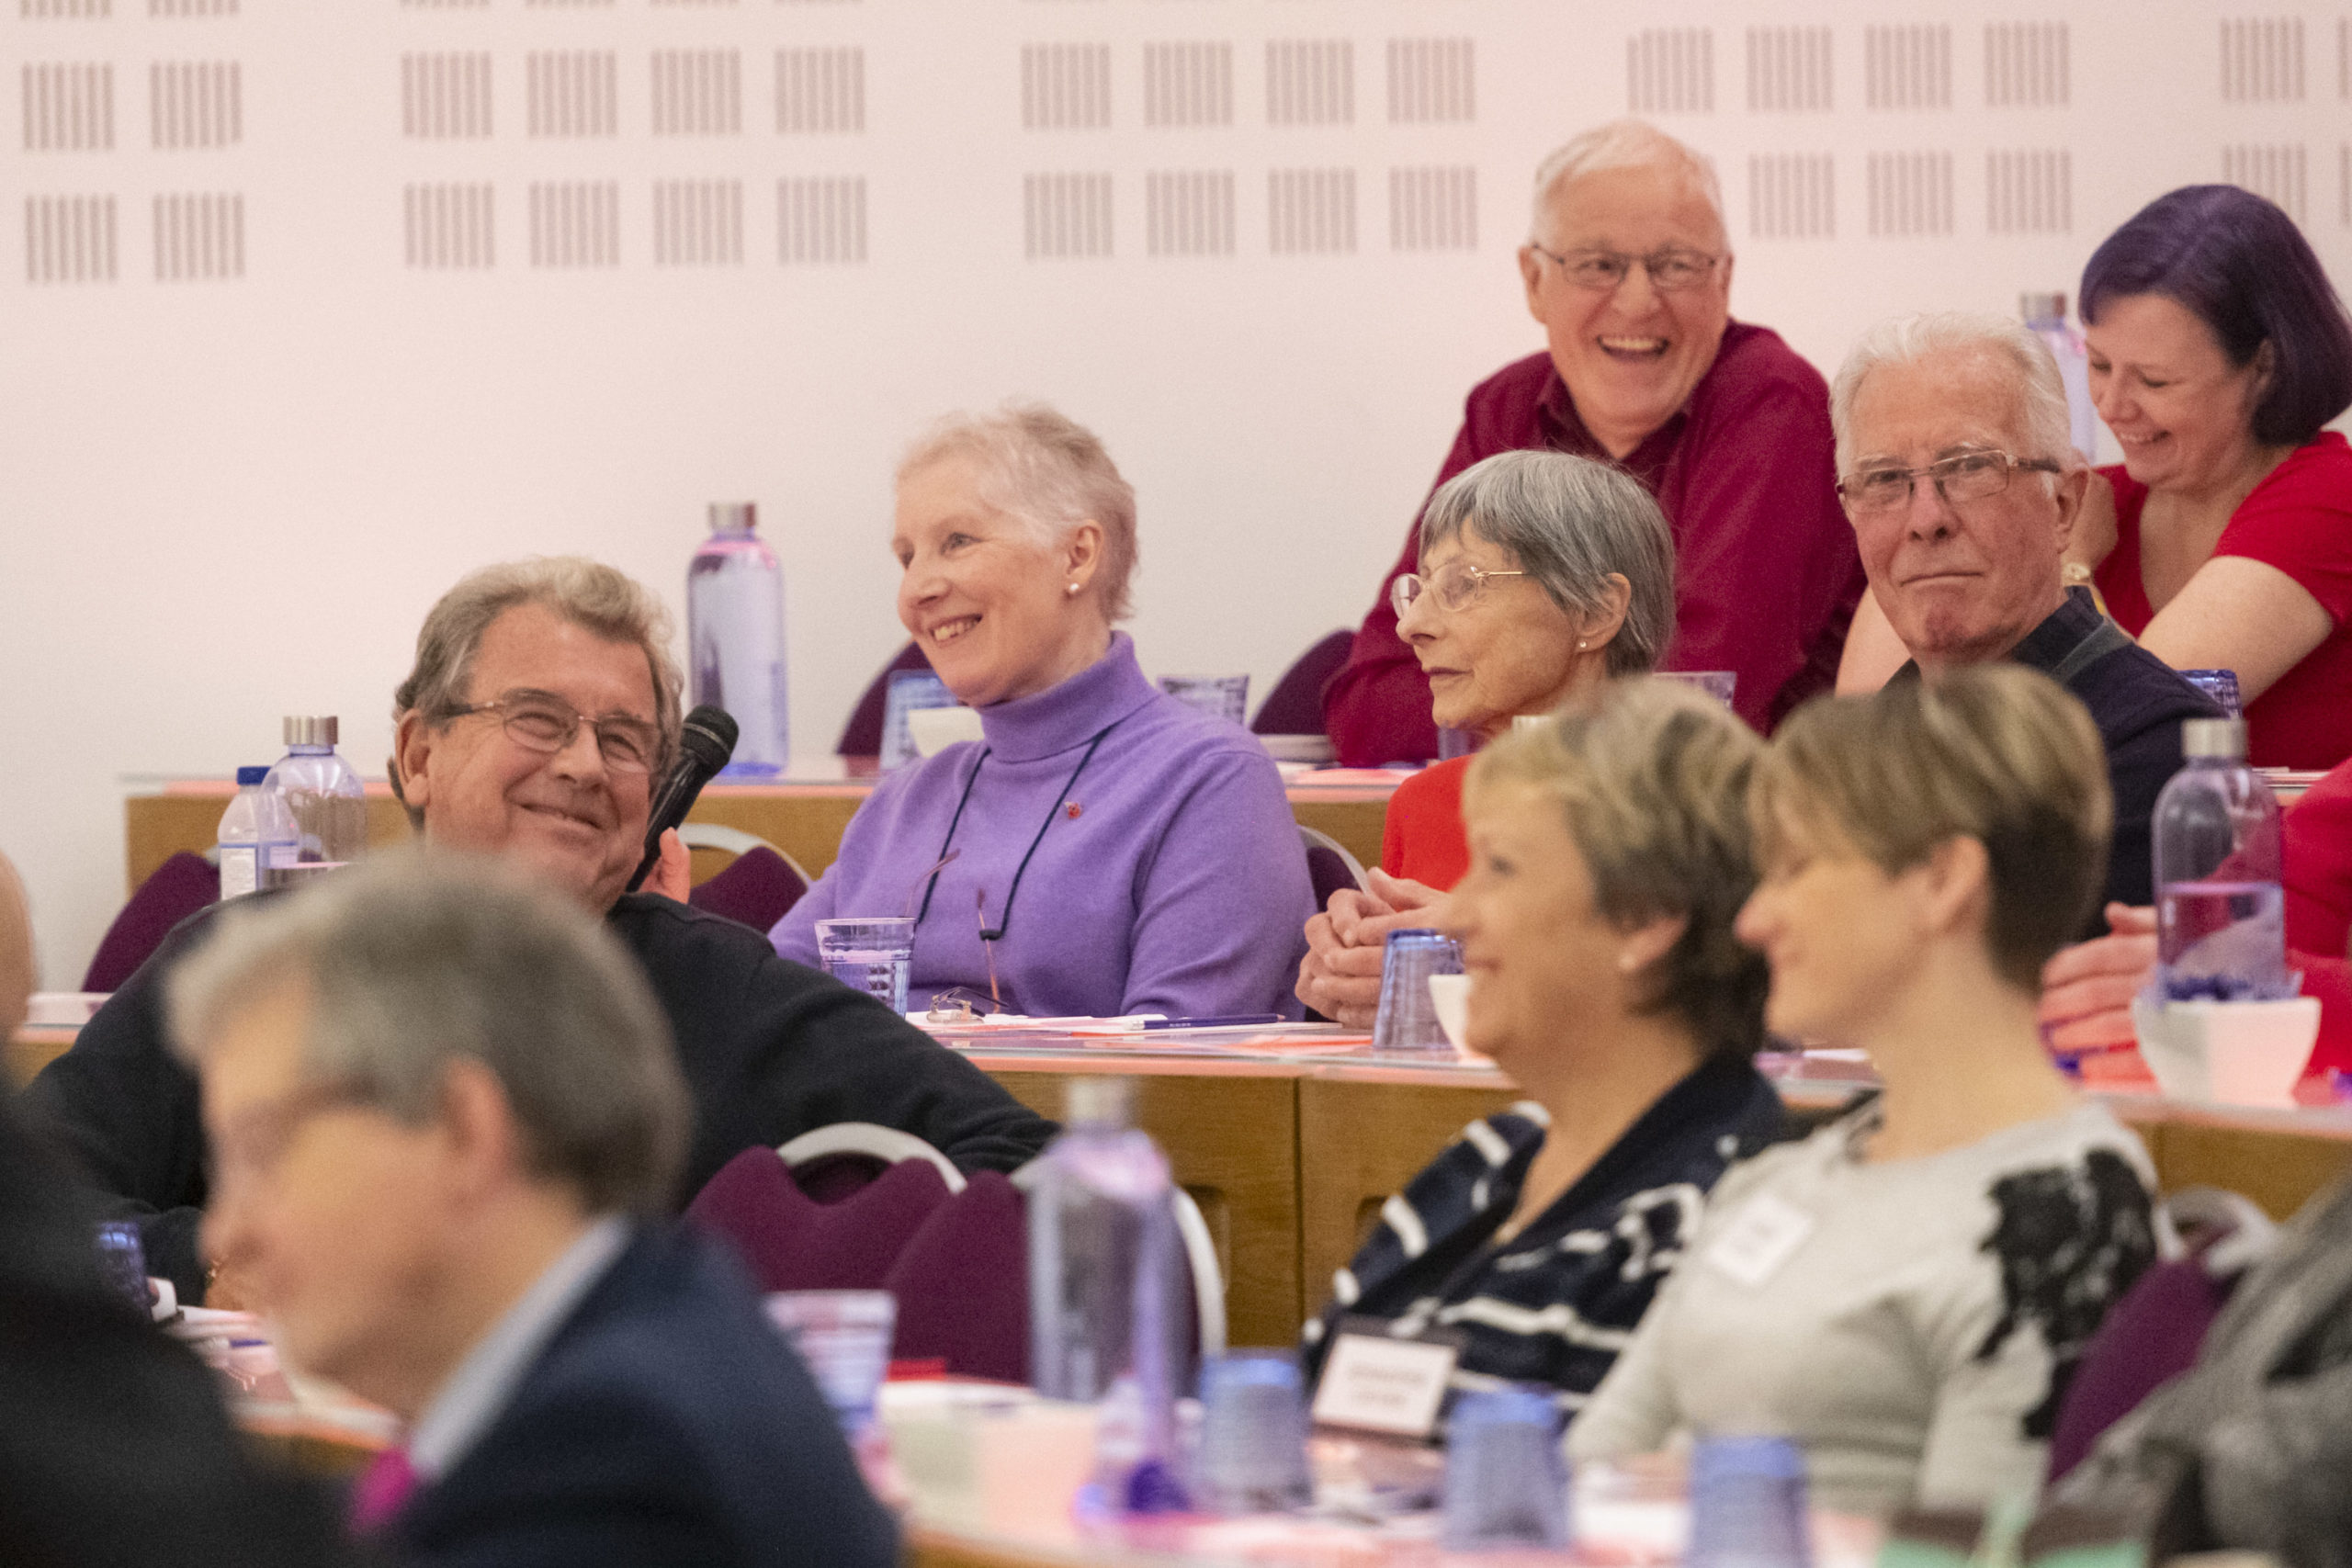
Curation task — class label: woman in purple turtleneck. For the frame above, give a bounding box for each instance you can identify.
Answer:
[770,404,1315,1020]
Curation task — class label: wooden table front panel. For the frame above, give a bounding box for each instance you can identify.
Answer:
[976,1064,1304,1349]
[1294,1077,1521,1322]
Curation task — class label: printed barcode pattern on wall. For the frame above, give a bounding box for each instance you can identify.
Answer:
[653,180,742,265]
[153,192,242,280]
[25,194,117,282]
[152,62,240,149]
[1388,165,1476,251]
[778,175,866,263]
[1985,23,2068,107]
[1749,152,1835,239]
[403,53,492,140]
[151,0,236,15]
[1986,150,2071,233]
[2221,17,2303,99]
[1864,25,1952,109]
[1628,28,1713,115]
[650,51,741,136]
[24,64,115,152]
[776,48,864,133]
[529,52,618,138]
[1143,42,1232,129]
[2223,142,2306,220]
[529,180,620,266]
[1268,167,1354,254]
[1024,171,1112,258]
[1747,28,1830,113]
[25,0,107,14]
[1023,44,1112,130]
[1145,169,1233,255]
[1267,41,1351,126]
[1387,39,1474,123]
[405,184,494,269]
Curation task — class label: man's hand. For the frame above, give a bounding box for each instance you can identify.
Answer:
[1295,870,1453,1028]
[2064,468,2120,577]
[2040,903,2156,1054]
[645,828,692,904]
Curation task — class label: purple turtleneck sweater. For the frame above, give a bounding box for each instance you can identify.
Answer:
[772,634,1314,1019]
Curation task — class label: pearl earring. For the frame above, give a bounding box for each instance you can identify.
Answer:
[1577,640,1588,650]
[1066,581,1080,596]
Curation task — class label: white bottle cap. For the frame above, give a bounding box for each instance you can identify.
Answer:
[1065,1076,1136,1130]
[283,716,338,746]
[708,502,757,534]
[2182,717,2247,760]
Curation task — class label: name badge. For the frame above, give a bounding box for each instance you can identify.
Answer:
[1311,1322,1462,1438]
[1704,1192,1816,1288]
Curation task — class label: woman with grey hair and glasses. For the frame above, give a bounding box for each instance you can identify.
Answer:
[1297,447,1674,1027]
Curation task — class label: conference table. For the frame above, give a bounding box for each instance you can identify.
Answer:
[118,760,1399,897]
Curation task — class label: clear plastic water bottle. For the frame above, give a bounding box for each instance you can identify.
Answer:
[264,718,368,874]
[216,765,300,899]
[1027,1077,1193,1515]
[687,502,788,776]
[2153,717,2291,1001]
[2022,291,2099,459]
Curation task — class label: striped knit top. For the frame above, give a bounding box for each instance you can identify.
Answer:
[1300,1055,1787,1417]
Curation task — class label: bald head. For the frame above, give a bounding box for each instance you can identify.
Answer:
[0,854,31,1038]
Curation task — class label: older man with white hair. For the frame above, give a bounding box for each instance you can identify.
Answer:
[1323,118,1864,761]
[1827,311,2220,915]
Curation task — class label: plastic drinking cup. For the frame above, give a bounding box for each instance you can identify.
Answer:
[1158,675,1250,728]
[1441,1385,1569,1550]
[2179,669,2244,718]
[765,1290,899,1434]
[882,671,960,771]
[1689,1434,1811,1568]
[1372,930,1464,1053]
[94,1221,150,1314]
[1197,1350,1312,1515]
[816,918,916,1013]
[1663,671,1739,707]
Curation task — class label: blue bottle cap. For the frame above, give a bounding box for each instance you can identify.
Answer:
[1385,927,1450,950]
[236,766,272,786]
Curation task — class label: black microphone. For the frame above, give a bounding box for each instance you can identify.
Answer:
[626,705,739,894]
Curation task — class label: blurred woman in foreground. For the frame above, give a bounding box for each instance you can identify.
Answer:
[1573,667,2157,1514]
[1295,449,1674,1026]
[1300,680,1783,1409]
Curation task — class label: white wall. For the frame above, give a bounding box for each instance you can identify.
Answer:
[4,0,2347,988]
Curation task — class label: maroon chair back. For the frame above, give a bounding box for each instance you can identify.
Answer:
[883,1170,1030,1382]
[2045,1256,2232,1482]
[1304,840,1361,909]
[687,846,809,933]
[1250,629,1353,736]
[836,641,937,757]
[83,852,220,993]
[684,1145,953,1292]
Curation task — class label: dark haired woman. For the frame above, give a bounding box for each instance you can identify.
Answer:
[2073,185,2352,770]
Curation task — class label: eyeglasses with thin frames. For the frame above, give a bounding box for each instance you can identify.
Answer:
[441,691,665,776]
[1836,449,2064,517]
[1392,560,1528,619]
[209,1077,365,1200]
[1527,243,1722,294]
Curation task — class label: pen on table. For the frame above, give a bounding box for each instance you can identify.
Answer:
[1138,1014,1284,1031]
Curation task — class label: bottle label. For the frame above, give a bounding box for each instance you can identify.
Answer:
[219,845,260,900]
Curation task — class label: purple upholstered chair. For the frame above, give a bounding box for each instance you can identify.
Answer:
[1299,826,1366,911]
[82,852,220,993]
[883,1170,1031,1382]
[1250,630,1353,736]
[683,825,813,933]
[685,1134,957,1293]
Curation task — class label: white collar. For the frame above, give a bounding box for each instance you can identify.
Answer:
[405,1215,631,1482]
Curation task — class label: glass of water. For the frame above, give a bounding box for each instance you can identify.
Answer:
[815,917,916,1013]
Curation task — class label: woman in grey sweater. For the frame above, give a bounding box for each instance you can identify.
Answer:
[1571,666,2158,1516]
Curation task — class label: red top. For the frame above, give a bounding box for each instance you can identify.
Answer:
[2288,758,2352,1074]
[1379,755,1473,891]
[2095,432,2352,771]
[1320,323,1865,765]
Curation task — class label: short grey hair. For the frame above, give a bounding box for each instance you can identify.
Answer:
[392,558,684,825]
[1418,450,1677,677]
[1829,311,2075,478]
[1531,119,1726,246]
[166,850,690,1214]
[899,403,1141,621]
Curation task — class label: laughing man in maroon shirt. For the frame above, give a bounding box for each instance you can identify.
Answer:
[1322,120,1866,764]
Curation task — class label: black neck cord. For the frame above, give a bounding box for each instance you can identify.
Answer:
[912,725,1114,937]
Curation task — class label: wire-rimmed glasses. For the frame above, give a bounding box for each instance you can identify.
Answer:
[1391,560,1528,619]
[1527,243,1722,293]
[1836,449,2064,516]
[442,690,664,775]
